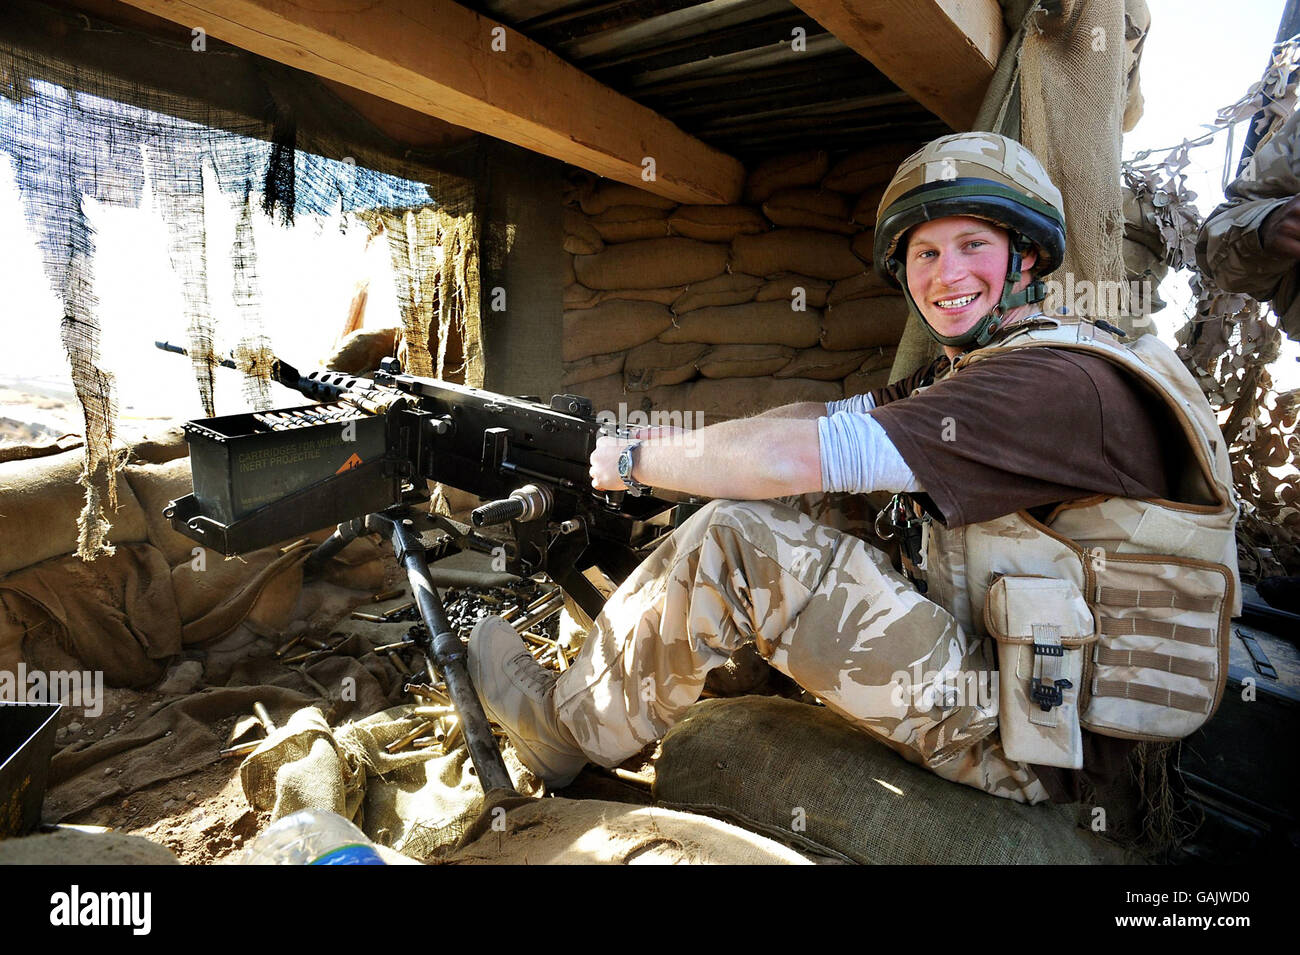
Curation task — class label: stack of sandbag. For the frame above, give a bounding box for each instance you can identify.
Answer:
[562,143,921,422]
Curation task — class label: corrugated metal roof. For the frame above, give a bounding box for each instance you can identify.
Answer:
[463,0,948,161]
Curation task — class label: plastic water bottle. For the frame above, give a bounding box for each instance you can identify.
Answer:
[238,809,386,865]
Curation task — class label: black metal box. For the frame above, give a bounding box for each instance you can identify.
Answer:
[1,702,61,838]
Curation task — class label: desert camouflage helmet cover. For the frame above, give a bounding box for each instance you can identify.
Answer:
[872,132,1067,285]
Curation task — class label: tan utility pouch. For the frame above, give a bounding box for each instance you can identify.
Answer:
[985,575,1098,769]
[1081,556,1230,740]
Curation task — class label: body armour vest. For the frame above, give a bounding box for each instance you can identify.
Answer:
[907,316,1240,745]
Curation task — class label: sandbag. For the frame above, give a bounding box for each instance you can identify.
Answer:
[567,372,627,417]
[0,433,81,465]
[745,151,829,203]
[561,351,626,387]
[673,273,763,313]
[566,285,685,309]
[754,274,831,309]
[575,238,729,290]
[449,795,812,865]
[624,342,709,391]
[562,254,576,285]
[776,347,876,381]
[324,327,400,375]
[762,188,855,234]
[828,270,892,305]
[651,377,840,423]
[850,229,875,264]
[696,344,795,380]
[668,204,769,242]
[843,348,899,397]
[730,229,863,280]
[0,449,150,578]
[123,458,197,567]
[654,696,1126,864]
[821,296,909,350]
[850,184,889,227]
[563,232,603,255]
[563,208,602,245]
[563,283,601,308]
[589,205,672,242]
[822,141,917,194]
[171,542,313,645]
[128,427,188,466]
[659,301,821,348]
[579,180,679,216]
[563,301,675,361]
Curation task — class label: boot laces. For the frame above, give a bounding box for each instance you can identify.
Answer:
[506,649,557,697]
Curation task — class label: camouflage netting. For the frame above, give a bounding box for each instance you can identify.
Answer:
[1123,37,1300,579]
[0,37,478,561]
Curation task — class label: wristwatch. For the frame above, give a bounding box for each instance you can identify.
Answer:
[617,442,652,494]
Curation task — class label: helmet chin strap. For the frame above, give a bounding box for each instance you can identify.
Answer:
[895,233,1046,351]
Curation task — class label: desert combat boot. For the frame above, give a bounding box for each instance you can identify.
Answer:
[467,615,588,787]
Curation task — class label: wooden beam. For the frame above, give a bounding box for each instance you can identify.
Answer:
[789,0,1006,131]
[111,0,745,204]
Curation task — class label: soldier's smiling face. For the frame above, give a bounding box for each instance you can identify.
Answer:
[904,216,1037,338]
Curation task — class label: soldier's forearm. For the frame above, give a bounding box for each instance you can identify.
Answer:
[635,418,822,499]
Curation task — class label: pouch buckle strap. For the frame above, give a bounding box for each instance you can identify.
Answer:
[1029,623,1072,720]
[1095,587,1220,613]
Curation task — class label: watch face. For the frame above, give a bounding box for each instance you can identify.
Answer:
[618,446,633,480]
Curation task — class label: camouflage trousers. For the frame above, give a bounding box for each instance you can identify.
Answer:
[553,499,1050,804]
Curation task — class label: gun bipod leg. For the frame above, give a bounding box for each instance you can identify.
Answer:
[381,511,517,795]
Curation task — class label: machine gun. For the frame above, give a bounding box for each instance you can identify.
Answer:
[157,342,681,792]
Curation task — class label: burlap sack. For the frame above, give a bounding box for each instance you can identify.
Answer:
[170,543,312,644]
[843,348,899,397]
[828,270,892,305]
[123,457,197,567]
[850,229,875,264]
[668,205,768,242]
[563,283,601,308]
[0,449,150,578]
[563,232,603,255]
[754,274,831,308]
[730,229,863,280]
[821,141,918,194]
[659,301,821,348]
[562,254,576,285]
[589,205,673,242]
[324,327,401,375]
[563,207,602,244]
[568,373,627,417]
[624,341,709,391]
[654,697,1125,864]
[821,296,909,350]
[850,184,889,227]
[673,273,763,313]
[561,351,626,387]
[696,344,795,380]
[574,238,728,290]
[776,347,875,381]
[449,795,812,865]
[579,180,678,216]
[566,285,685,309]
[650,377,840,423]
[745,150,829,203]
[127,427,188,466]
[0,433,81,465]
[563,301,675,361]
[761,188,855,234]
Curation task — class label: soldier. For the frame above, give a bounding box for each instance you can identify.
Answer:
[470,132,1239,805]
[1197,106,1300,342]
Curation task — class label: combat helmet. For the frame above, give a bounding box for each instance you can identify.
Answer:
[873,132,1067,349]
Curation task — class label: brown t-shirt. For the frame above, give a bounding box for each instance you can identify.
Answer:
[869,347,1173,803]
[870,349,1171,528]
